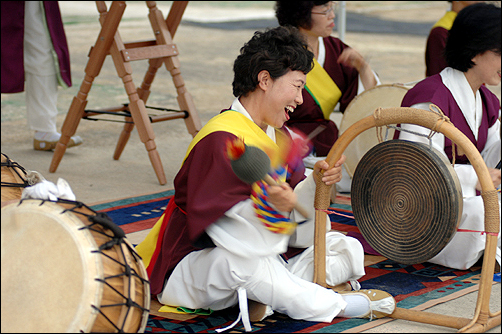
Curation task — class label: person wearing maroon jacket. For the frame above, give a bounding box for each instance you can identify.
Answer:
[1,1,82,150]
[274,1,380,192]
[396,3,501,270]
[136,26,395,331]
[425,1,484,77]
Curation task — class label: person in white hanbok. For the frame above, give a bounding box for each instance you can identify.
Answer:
[397,3,501,270]
[136,26,396,332]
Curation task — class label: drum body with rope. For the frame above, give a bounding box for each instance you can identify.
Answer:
[1,199,150,333]
[339,84,410,178]
[1,153,28,203]
[351,140,463,264]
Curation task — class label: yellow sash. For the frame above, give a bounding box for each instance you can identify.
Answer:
[432,11,457,30]
[135,213,165,268]
[305,58,342,120]
[184,110,285,167]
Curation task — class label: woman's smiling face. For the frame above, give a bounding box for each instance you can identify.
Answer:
[471,50,502,87]
[262,70,306,129]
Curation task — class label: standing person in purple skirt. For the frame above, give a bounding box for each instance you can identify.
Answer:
[1,2,82,151]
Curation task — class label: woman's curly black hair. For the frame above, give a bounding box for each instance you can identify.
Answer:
[275,1,330,29]
[232,26,314,97]
[445,3,501,72]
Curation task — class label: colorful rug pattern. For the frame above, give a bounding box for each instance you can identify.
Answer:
[90,190,484,333]
[91,189,174,234]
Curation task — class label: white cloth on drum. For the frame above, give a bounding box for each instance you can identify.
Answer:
[22,178,76,201]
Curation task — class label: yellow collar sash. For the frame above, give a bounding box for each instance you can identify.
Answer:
[305,58,342,120]
[432,11,457,30]
[184,110,284,168]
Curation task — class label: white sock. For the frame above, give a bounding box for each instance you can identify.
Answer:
[338,294,370,318]
[34,131,61,142]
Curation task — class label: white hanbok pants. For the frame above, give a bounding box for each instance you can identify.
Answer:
[157,232,365,322]
[429,193,501,270]
[24,1,59,133]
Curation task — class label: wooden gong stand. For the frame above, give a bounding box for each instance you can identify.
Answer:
[49,1,201,185]
[313,106,500,333]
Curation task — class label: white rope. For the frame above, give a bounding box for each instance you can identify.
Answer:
[215,287,252,333]
[349,280,361,291]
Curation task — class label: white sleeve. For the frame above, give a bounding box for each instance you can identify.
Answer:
[288,172,331,248]
[481,119,501,169]
[357,69,381,95]
[398,102,478,197]
[206,199,290,258]
[398,103,445,150]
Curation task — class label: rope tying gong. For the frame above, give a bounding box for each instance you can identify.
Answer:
[351,140,463,265]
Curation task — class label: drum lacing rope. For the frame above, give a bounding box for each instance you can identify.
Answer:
[1,153,29,188]
[55,199,149,332]
[91,249,150,333]
[92,256,150,333]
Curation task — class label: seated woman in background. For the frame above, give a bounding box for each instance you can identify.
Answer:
[275,1,380,192]
[396,3,501,270]
[425,1,483,77]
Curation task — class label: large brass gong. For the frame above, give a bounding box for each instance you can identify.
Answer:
[313,107,500,332]
[351,139,463,265]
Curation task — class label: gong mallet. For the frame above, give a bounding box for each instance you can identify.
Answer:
[226,139,311,219]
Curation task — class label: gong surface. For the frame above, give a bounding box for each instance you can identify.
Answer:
[351,140,463,264]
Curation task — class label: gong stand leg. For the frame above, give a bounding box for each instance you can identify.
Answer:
[313,209,327,287]
[313,163,327,286]
[456,234,501,333]
[313,107,500,332]
[313,172,344,290]
[390,308,472,329]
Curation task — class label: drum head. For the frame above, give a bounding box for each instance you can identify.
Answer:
[1,200,103,333]
[351,140,463,265]
[339,84,410,177]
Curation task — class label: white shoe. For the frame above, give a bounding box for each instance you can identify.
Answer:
[339,289,396,320]
[33,132,83,151]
